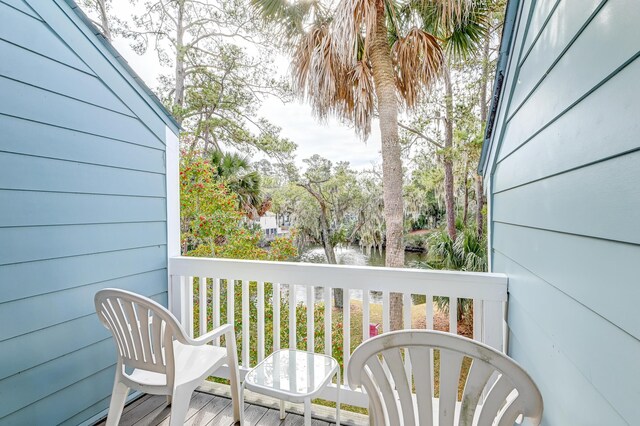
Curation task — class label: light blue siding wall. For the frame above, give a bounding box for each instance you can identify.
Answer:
[486,0,640,424]
[0,0,177,424]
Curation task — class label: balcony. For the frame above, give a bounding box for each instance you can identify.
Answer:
[157,256,508,422]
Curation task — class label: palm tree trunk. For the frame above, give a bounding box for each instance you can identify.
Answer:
[370,6,404,330]
[443,64,456,240]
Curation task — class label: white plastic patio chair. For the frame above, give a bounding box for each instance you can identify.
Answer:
[95,288,242,426]
[347,330,543,426]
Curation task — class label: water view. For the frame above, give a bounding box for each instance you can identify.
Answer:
[290,245,428,304]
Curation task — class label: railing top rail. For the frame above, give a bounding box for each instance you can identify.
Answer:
[169,256,508,302]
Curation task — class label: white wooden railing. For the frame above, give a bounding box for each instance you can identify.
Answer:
[168,256,508,407]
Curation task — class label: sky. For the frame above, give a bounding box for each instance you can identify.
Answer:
[104,7,383,171]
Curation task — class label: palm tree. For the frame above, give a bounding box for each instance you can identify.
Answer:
[254,0,487,329]
[210,150,264,219]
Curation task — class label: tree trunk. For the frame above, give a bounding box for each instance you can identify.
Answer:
[96,0,112,41]
[443,64,456,240]
[174,3,186,123]
[370,6,404,331]
[463,159,470,226]
[476,29,490,238]
[475,174,484,238]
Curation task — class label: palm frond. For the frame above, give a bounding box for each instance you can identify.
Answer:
[332,0,378,65]
[392,27,444,108]
[350,60,375,137]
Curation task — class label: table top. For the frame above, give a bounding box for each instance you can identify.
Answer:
[244,349,339,401]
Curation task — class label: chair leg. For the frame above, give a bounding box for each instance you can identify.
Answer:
[169,386,193,426]
[105,380,129,426]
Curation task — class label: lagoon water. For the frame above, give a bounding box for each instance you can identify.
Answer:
[288,245,427,304]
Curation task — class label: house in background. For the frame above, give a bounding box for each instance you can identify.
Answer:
[480,0,640,424]
[0,0,180,424]
[257,212,279,240]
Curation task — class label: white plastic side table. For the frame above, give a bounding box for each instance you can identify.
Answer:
[242,349,340,426]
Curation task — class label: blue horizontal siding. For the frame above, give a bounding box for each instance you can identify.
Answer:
[486,1,640,424]
[0,3,91,73]
[0,314,109,379]
[0,152,165,196]
[0,222,167,266]
[493,56,640,192]
[493,151,640,245]
[0,0,175,422]
[0,292,167,426]
[494,223,640,340]
[0,246,167,303]
[0,0,40,19]
[499,0,640,161]
[0,269,168,341]
[38,0,176,139]
[0,115,165,173]
[0,77,164,149]
[495,250,635,423]
[0,191,166,227]
[0,39,133,116]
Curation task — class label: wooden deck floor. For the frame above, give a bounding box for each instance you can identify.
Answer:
[95,391,340,426]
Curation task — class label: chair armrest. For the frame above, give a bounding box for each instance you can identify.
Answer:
[190,324,235,346]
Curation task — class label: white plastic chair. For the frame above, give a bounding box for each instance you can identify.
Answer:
[95,288,242,426]
[347,330,543,426]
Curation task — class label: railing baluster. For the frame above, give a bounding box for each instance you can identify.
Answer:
[213,278,220,346]
[273,283,280,351]
[306,285,314,352]
[199,276,207,336]
[363,290,370,340]
[450,297,458,335]
[324,286,331,356]
[242,279,250,367]
[186,277,194,338]
[403,293,411,329]
[343,288,350,382]
[227,279,234,340]
[426,295,434,330]
[403,293,412,386]
[473,299,482,341]
[382,291,390,333]
[289,284,296,350]
[257,281,265,362]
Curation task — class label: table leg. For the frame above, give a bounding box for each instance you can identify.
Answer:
[304,398,311,426]
[279,400,285,420]
[336,369,341,426]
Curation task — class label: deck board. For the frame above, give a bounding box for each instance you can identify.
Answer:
[97,391,337,425]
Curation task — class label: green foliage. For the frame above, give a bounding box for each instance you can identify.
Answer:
[426,226,487,272]
[180,154,297,261]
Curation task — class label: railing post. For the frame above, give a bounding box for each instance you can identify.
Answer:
[168,274,183,323]
[482,300,504,352]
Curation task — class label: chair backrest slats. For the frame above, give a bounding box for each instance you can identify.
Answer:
[497,396,524,426]
[476,375,514,425]
[459,358,494,426]
[438,349,465,426]
[382,348,415,426]
[366,356,401,425]
[409,347,433,426]
[135,304,152,364]
[95,289,188,381]
[347,330,543,426]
